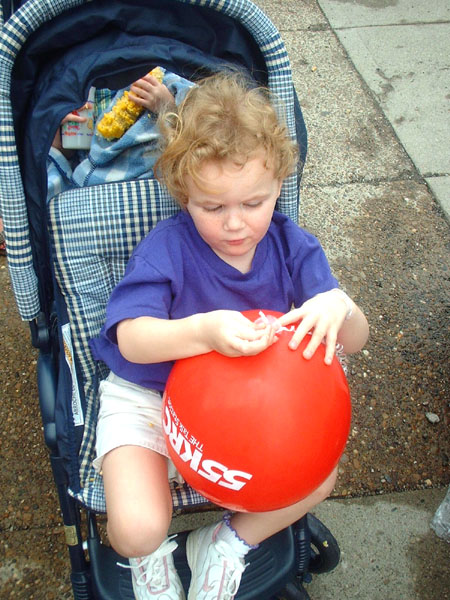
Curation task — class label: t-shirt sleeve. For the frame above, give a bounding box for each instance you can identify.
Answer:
[103,254,173,345]
[290,228,338,306]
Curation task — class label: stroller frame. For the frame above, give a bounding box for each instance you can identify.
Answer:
[0,1,341,598]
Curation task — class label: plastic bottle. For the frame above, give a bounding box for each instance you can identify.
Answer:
[61,87,96,150]
[431,485,450,542]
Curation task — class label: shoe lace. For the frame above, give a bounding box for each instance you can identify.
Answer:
[214,540,246,599]
[118,535,178,587]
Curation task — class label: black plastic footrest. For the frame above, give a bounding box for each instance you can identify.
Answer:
[88,527,296,600]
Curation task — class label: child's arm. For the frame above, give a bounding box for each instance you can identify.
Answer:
[128,74,175,113]
[116,309,278,364]
[276,289,369,365]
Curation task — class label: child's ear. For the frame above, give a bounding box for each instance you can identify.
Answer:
[277,179,283,198]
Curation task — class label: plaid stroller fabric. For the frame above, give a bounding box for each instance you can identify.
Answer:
[0,0,84,321]
[1,0,302,512]
[48,179,206,510]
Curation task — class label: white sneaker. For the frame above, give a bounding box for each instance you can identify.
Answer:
[124,536,185,599]
[186,523,246,600]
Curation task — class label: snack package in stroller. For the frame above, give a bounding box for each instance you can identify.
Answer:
[0,0,341,598]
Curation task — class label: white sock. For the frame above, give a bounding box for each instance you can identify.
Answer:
[216,513,258,557]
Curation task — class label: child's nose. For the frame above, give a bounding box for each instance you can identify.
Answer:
[224,209,244,231]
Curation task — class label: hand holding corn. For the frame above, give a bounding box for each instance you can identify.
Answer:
[97,67,172,140]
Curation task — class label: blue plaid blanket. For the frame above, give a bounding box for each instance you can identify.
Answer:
[47,70,194,200]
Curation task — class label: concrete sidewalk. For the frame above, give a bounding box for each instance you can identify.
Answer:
[317,0,450,220]
[298,488,449,598]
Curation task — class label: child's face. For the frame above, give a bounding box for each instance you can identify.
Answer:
[185,155,282,273]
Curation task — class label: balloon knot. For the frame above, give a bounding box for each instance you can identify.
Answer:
[257,310,295,333]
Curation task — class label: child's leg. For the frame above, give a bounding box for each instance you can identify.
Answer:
[186,466,337,600]
[102,446,186,599]
[102,444,173,558]
[95,375,185,598]
[230,466,338,546]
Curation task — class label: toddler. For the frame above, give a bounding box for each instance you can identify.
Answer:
[90,71,369,600]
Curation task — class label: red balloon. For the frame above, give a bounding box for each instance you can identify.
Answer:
[162,309,351,512]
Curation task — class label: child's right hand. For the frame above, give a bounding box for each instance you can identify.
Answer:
[201,310,278,357]
[129,75,175,113]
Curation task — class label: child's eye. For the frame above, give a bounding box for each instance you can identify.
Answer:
[203,205,222,212]
[245,201,262,208]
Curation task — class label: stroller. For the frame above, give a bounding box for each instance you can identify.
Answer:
[0,0,342,598]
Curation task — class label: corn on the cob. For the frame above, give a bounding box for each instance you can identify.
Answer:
[97,67,164,140]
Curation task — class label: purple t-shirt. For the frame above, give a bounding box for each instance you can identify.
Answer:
[90,210,338,390]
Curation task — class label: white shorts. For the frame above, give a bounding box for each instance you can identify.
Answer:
[93,372,182,483]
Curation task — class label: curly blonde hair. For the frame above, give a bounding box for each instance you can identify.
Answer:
[155,71,298,206]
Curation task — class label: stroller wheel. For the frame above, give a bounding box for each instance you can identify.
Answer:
[307,513,341,574]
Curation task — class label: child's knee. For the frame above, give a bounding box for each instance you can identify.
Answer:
[107,511,170,558]
[315,466,338,502]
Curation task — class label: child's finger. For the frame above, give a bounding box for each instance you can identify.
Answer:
[287,315,312,350]
[135,75,159,91]
[129,84,147,100]
[301,326,326,359]
[244,323,271,341]
[128,91,146,105]
[323,330,338,365]
[236,330,278,356]
[142,74,159,85]
[276,308,302,328]
[61,112,86,124]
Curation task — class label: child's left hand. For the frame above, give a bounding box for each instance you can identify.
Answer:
[52,105,93,150]
[129,75,175,113]
[276,289,352,365]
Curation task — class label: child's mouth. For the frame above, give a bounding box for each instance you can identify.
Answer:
[226,238,245,246]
